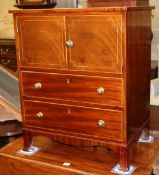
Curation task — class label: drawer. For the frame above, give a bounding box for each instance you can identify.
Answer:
[24,100,123,141]
[21,72,123,107]
[0,57,17,66]
[0,57,17,71]
[0,45,16,56]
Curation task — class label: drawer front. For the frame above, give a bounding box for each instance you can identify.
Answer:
[0,45,16,56]
[24,100,123,141]
[0,57,17,71]
[22,72,123,107]
[0,57,17,66]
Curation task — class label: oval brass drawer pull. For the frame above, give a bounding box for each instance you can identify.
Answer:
[36,112,43,118]
[97,87,105,95]
[34,82,42,89]
[98,120,105,128]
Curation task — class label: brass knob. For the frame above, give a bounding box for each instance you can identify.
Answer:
[34,82,42,89]
[97,87,105,95]
[65,40,73,48]
[36,112,43,118]
[98,120,105,128]
[68,108,71,114]
[66,78,70,84]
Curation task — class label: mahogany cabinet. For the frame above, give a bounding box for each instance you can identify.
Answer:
[11,6,153,172]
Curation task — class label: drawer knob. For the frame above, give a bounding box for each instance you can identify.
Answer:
[36,112,43,118]
[65,40,73,48]
[34,82,42,89]
[97,87,105,95]
[66,78,70,84]
[68,108,71,114]
[98,120,105,128]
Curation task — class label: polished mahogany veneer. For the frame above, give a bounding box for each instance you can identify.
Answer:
[24,100,123,141]
[21,71,123,107]
[10,6,153,172]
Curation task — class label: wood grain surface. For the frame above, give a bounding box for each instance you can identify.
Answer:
[0,136,158,175]
[23,100,123,142]
[16,16,66,69]
[21,71,123,107]
[66,15,122,73]
[11,6,154,171]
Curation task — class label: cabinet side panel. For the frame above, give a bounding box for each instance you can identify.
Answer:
[126,10,152,142]
[66,14,123,74]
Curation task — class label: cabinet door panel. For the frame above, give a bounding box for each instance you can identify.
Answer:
[66,15,123,73]
[17,16,66,69]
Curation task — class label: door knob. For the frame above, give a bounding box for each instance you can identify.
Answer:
[65,40,73,48]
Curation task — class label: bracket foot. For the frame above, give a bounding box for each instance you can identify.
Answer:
[111,164,136,175]
[138,135,154,143]
[17,146,40,156]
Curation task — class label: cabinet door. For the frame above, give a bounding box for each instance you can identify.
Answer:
[17,16,66,69]
[66,15,123,73]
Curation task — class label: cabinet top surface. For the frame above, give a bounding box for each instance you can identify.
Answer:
[9,6,154,14]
